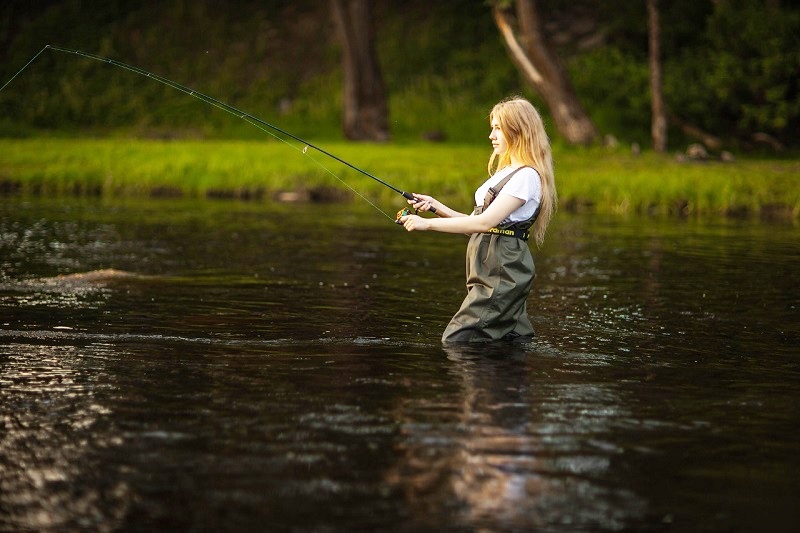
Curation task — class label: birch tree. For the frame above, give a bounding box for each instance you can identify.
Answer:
[492,0,598,145]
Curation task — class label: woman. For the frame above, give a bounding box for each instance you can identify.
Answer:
[399,96,556,343]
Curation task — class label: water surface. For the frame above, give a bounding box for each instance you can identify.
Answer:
[1,197,798,531]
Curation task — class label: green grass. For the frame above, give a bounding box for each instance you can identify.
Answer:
[556,147,800,218]
[1,138,798,219]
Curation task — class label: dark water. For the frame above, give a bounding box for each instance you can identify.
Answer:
[1,197,798,531]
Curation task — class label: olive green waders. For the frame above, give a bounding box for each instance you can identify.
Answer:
[441,230,536,343]
[442,166,539,343]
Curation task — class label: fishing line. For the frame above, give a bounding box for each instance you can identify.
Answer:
[1,45,432,221]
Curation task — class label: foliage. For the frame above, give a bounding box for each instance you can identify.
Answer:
[375,0,526,142]
[664,1,800,148]
[0,1,340,139]
[567,46,651,145]
[0,0,799,149]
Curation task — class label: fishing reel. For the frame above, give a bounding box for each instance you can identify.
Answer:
[395,206,417,224]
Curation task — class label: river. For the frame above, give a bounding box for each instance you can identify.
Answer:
[1,197,798,531]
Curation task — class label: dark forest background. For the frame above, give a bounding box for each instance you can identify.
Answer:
[1,0,798,151]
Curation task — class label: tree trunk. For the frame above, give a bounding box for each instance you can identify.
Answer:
[647,0,668,152]
[492,0,598,146]
[330,0,389,141]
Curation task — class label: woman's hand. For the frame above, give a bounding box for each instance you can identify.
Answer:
[407,193,437,213]
[399,214,431,232]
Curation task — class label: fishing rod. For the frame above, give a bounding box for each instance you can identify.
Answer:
[1,44,435,220]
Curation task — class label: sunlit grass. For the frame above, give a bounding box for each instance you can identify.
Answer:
[1,138,798,219]
[556,148,800,217]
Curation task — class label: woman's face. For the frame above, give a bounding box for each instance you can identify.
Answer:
[489,118,508,156]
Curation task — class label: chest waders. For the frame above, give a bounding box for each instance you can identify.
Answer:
[442,167,540,343]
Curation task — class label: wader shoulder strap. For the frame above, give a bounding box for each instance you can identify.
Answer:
[476,166,542,241]
[479,165,530,212]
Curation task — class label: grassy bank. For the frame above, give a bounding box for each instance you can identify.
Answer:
[1,138,798,219]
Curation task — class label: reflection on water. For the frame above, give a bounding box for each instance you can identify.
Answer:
[1,198,798,530]
[2,343,131,531]
[388,344,647,530]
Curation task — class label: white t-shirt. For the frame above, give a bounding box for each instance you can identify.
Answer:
[474,166,542,224]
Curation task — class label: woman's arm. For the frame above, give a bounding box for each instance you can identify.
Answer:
[400,194,524,234]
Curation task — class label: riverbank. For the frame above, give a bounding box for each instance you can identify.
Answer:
[1,138,798,220]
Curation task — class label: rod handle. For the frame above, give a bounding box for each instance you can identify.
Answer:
[401,192,438,214]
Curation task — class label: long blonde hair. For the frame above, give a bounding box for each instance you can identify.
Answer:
[488,96,556,247]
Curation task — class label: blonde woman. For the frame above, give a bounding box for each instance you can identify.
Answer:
[400,96,556,343]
